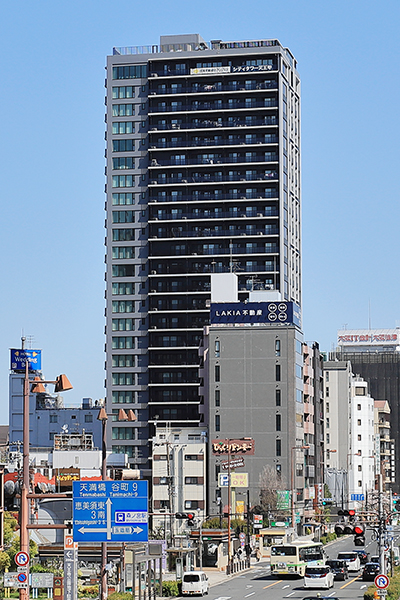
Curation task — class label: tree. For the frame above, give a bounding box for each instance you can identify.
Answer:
[259,465,287,515]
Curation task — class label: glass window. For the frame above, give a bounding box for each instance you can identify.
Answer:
[215,389,220,407]
[112,246,134,259]
[185,477,199,485]
[112,86,135,99]
[112,122,134,135]
[112,139,135,152]
[112,282,135,295]
[275,339,281,356]
[50,415,58,423]
[112,175,134,188]
[113,157,135,170]
[355,387,366,396]
[112,265,135,277]
[112,300,134,313]
[276,414,281,431]
[85,414,93,423]
[276,439,281,456]
[112,391,135,403]
[112,318,134,331]
[215,340,220,357]
[275,389,281,406]
[112,229,135,241]
[275,364,281,381]
[112,372,135,385]
[184,455,199,461]
[215,414,220,432]
[112,65,147,80]
[215,364,220,382]
[112,427,136,439]
[112,210,135,223]
[112,193,134,205]
[112,336,135,349]
[112,104,135,117]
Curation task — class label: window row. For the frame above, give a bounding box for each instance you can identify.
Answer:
[112,121,135,135]
[112,372,135,386]
[113,104,135,117]
[112,300,135,313]
[112,246,134,259]
[112,193,135,205]
[112,282,135,295]
[112,265,135,277]
[112,65,147,80]
[112,336,135,349]
[112,86,135,99]
[112,175,135,188]
[112,228,135,241]
[112,427,136,439]
[112,318,135,331]
[113,139,135,152]
[112,354,135,367]
[112,210,135,223]
[112,390,135,404]
[112,445,137,458]
[113,157,135,170]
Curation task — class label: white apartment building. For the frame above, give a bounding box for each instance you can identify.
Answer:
[324,362,375,508]
[152,427,207,538]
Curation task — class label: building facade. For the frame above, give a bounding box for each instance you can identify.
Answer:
[104,34,301,472]
[374,400,395,490]
[323,361,375,507]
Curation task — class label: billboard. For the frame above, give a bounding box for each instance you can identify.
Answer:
[210,302,301,327]
[337,329,400,347]
[212,438,255,455]
[10,349,41,371]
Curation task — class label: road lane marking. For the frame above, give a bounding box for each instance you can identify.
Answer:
[340,574,362,589]
[245,585,253,588]
[328,593,336,597]
[285,592,295,597]
[244,593,255,598]
[361,585,367,589]
[282,585,290,589]
[263,580,282,589]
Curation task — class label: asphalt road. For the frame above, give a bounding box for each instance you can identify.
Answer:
[208,533,384,600]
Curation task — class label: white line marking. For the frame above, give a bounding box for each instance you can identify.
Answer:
[282,585,290,589]
[285,593,295,597]
[244,593,255,598]
[361,585,367,589]
[328,593,336,597]
[245,585,253,588]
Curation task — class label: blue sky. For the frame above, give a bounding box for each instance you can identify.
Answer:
[1,0,399,418]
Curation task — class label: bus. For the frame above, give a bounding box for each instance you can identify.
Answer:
[270,541,325,577]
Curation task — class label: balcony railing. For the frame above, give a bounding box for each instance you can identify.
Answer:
[149,115,278,131]
[149,193,279,204]
[149,81,278,95]
[149,99,277,113]
[149,227,279,239]
[150,209,278,220]
[150,245,279,256]
[150,150,278,167]
[150,172,279,185]
[149,133,277,149]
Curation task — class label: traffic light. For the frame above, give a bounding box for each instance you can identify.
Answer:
[322,498,333,507]
[348,509,356,521]
[354,523,365,546]
[393,497,400,511]
[187,513,195,527]
[175,512,188,519]
[334,523,345,536]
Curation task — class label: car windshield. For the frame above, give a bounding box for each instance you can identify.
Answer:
[338,553,356,560]
[300,546,324,561]
[183,574,200,582]
[327,560,343,568]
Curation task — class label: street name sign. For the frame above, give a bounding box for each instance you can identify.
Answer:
[73,480,148,542]
[351,493,365,501]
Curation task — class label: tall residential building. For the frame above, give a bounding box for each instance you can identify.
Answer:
[105,34,301,474]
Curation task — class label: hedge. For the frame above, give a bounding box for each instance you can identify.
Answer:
[364,566,400,600]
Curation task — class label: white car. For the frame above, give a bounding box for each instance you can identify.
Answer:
[181,571,209,596]
[337,551,361,572]
[304,566,334,589]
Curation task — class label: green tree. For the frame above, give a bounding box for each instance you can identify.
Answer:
[0,551,11,572]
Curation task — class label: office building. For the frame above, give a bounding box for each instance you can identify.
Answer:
[374,400,395,490]
[105,34,301,473]
[323,361,375,507]
[331,328,399,492]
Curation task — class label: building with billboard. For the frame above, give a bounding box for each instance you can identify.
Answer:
[331,328,399,492]
[104,34,301,473]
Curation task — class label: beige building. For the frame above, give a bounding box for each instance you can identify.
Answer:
[374,400,395,490]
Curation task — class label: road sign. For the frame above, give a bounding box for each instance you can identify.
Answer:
[15,551,30,567]
[73,480,148,542]
[376,590,387,596]
[375,574,389,589]
[31,573,54,588]
[351,493,365,501]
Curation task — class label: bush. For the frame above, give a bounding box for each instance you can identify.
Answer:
[364,566,400,600]
[320,532,337,545]
[160,581,181,597]
[108,593,133,600]
[78,585,99,598]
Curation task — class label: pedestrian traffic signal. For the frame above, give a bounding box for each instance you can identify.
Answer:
[354,523,365,546]
[187,513,195,527]
[175,512,188,519]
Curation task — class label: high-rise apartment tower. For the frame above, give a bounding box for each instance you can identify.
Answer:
[105,34,301,474]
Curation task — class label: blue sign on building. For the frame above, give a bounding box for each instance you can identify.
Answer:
[351,494,365,501]
[210,301,301,327]
[73,480,148,542]
[10,349,42,371]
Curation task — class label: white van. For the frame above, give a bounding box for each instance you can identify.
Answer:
[181,571,209,596]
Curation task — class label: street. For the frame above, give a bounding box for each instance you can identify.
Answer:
[202,532,390,600]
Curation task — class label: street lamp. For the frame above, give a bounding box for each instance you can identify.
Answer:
[291,445,309,530]
[97,407,136,600]
[21,358,72,600]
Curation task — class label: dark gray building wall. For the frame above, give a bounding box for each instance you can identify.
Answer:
[203,324,304,510]
[311,342,324,484]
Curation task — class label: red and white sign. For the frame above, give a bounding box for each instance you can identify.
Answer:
[375,574,389,589]
[14,551,29,567]
[338,329,399,347]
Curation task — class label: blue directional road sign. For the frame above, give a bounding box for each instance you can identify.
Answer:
[351,493,365,501]
[73,480,148,542]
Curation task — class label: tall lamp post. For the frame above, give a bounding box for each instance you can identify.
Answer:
[291,445,309,531]
[21,358,72,600]
[97,407,137,600]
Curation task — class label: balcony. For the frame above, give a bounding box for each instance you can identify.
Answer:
[149,81,278,96]
[149,115,278,132]
[149,227,279,239]
[149,99,278,114]
[149,209,278,220]
[150,171,279,186]
[150,151,278,168]
[149,134,278,150]
[150,244,279,257]
[149,193,279,204]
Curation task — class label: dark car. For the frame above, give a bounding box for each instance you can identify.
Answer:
[370,555,379,564]
[355,550,370,565]
[363,563,380,581]
[326,559,348,581]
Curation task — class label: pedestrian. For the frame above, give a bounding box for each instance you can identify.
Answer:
[256,548,262,562]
